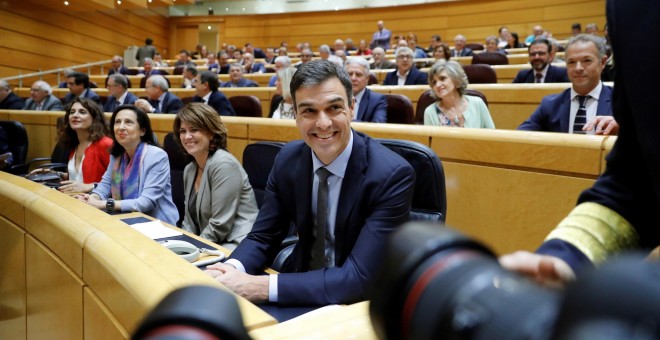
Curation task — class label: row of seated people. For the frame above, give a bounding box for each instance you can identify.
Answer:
[1,59,443,310]
[2,35,617,134]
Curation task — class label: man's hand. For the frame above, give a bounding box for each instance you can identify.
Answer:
[499,251,576,288]
[205,263,269,303]
[134,99,154,113]
[584,116,619,135]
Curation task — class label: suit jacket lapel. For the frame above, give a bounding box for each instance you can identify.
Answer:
[334,130,367,262]
[596,86,612,116]
[559,89,572,132]
[357,90,369,121]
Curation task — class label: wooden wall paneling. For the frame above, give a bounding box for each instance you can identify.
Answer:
[25,236,84,340]
[0,217,27,340]
[83,288,129,340]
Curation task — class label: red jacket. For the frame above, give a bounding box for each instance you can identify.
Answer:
[68,136,112,183]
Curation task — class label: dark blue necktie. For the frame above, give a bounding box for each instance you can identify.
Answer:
[311,167,331,270]
[573,95,590,134]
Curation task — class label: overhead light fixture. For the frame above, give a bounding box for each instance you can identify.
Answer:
[117,0,121,4]
[64,0,69,5]
[207,25,212,30]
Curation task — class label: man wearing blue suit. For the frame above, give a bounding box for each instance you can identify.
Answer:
[103,74,138,113]
[383,47,427,86]
[63,72,101,106]
[108,55,130,76]
[513,38,570,83]
[345,57,387,122]
[193,70,236,116]
[134,75,183,114]
[206,60,415,306]
[518,34,618,135]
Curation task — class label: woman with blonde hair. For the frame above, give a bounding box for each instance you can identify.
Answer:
[269,66,297,119]
[174,103,257,249]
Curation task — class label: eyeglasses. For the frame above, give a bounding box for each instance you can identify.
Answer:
[529,52,548,57]
[30,88,42,92]
[396,55,413,60]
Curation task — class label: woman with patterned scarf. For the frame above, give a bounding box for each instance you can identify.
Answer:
[78,104,179,225]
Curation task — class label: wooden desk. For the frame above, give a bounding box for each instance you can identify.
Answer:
[249,301,377,340]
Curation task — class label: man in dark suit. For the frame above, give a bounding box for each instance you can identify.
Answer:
[134,75,183,114]
[103,74,138,112]
[345,58,387,122]
[243,53,266,73]
[135,38,157,67]
[245,42,266,59]
[451,34,474,57]
[518,34,616,135]
[138,58,162,77]
[206,60,415,306]
[193,70,235,116]
[24,81,64,111]
[108,55,130,76]
[63,72,101,106]
[0,80,25,110]
[502,0,660,288]
[221,64,259,88]
[513,38,570,83]
[383,47,427,85]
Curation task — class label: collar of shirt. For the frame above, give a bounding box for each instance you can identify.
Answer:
[116,91,128,104]
[157,92,167,110]
[570,81,603,101]
[311,130,353,178]
[353,88,366,113]
[202,91,212,103]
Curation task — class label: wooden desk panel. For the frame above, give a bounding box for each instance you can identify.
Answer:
[0,219,27,340]
[83,288,128,340]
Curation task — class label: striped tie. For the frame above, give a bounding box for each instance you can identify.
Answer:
[573,95,590,134]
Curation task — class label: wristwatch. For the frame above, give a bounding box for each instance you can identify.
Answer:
[106,198,115,213]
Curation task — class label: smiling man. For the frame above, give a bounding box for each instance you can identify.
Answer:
[205,60,415,307]
[518,34,617,135]
[382,47,427,85]
[345,57,387,122]
[513,38,569,83]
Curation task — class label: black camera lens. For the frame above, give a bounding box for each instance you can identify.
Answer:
[370,222,560,340]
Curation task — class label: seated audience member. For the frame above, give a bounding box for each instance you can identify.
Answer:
[24,81,63,111]
[319,44,342,67]
[268,56,292,87]
[194,71,236,116]
[204,60,415,306]
[370,47,395,70]
[451,34,474,57]
[571,23,582,36]
[345,38,356,51]
[233,50,244,65]
[174,50,195,67]
[425,43,451,67]
[427,34,442,53]
[174,103,258,249]
[518,34,616,135]
[345,58,387,123]
[334,39,347,54]
[58,69,75,88]
[525,25,545,45]
[269,67,297,119]
[497,26,509,48]
[424,61,495,128]
[221,64,258,88]
[513,38,569,83]
[408,37,427,58]
[192,44,208,60]
[35,98,112,193]
[182,65,198,89]
[485,36,507,54]
[501,0,657,289]
[103,74,138,113]
[139,58,162,77]
[108,55,129,76]
[0,125,12,171]
[153,53,168,67]
[505,32,524,49]
[355,39,372,56]
[383,47,427,85]
[79,105,178,225]
[206,52,219,72]
[396,39,408,49]
[0,80,25,110]
[63,72,101,106]
[548,38,565,64]
[134,75,184,114]
[244,42,266,59]
[295,48,314,69]
[585,23,599,36]
[277,46,288,56]
[264,48,276,64]
[217,52,231,74]
[334,49,347,64]
[243,53,266,74]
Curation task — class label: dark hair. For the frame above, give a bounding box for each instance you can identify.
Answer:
[528,38,551,52]
[69,72,90,88]
[184,65,198,76]
[572,23,582,31]
[199,71,219,92]
[173,103,228,163]
[510,32,520,48]
[109,105,157,157]
[431,34,441,42]
[435,44,451,60]
[290,59,353,109]
[145,38,153,45]
[58,98,109,150]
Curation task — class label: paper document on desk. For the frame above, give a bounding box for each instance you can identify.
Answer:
[130,220,182,239]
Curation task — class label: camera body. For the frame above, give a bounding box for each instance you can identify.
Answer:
[369,222,660,340]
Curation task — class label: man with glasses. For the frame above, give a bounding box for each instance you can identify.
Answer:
[295,48,314,69]
[103,74,138,113]
[24,81,63,111]
[383,47,427,85]
[513,38,569,83]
